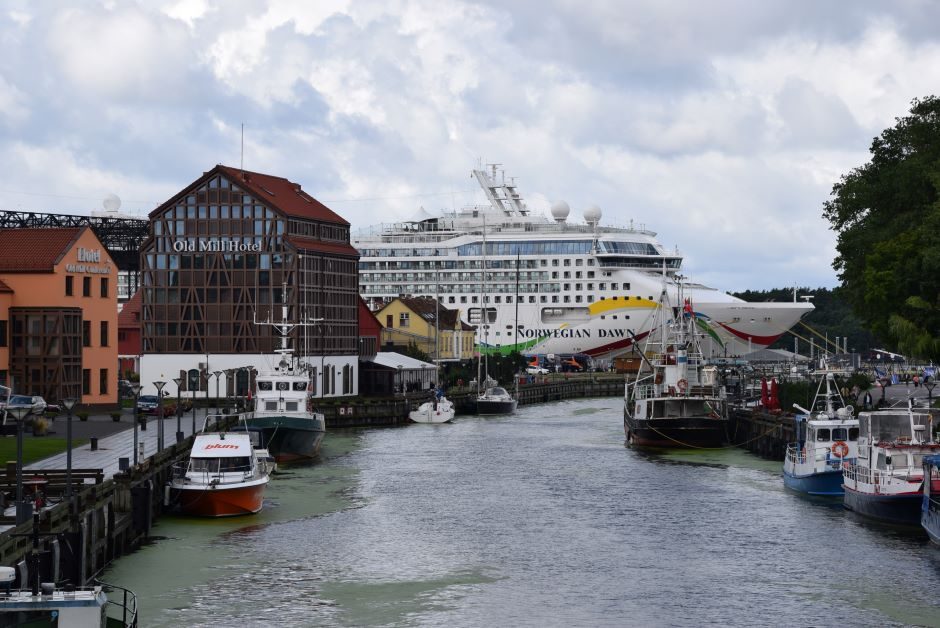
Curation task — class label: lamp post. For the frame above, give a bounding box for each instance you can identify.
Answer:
[926,380,936,408]
[173,377,183,443]
[8,403,32,525]
[212,370,223,415]
[130,383,141,465]
[62,398,77,499]
[153,380,166,452]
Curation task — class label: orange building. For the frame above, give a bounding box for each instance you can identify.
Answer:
[0,227,119,406]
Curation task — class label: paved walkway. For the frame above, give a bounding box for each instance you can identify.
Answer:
[24,409,213,480]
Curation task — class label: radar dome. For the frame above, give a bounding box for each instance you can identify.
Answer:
[102,193,121,213]
[550,200,570,223]
[583,205,602,225]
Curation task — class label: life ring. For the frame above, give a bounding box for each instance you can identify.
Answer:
[676,378,688,392]
[832,441,849,458]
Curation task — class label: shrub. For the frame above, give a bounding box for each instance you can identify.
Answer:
[77,411,90,422]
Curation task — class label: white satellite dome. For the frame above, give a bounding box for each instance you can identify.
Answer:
[583,204,602,225]
[550,200,570,223]
[102,193,122,213]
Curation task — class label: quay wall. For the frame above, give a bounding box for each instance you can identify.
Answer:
[0,416,238,589]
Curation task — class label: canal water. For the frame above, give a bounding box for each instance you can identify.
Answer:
[103,398,940,627]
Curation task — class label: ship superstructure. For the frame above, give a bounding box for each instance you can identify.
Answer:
[354,165,812,359]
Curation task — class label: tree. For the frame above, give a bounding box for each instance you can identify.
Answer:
[823,96,940,362]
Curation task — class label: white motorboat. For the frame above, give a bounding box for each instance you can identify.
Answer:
[409,394,455,424]
[168,431,273,517]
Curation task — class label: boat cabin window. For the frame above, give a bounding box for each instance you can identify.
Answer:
[264,401,278,411]
[911,453,927,468]
[849,427,859,441]
[258,381,273,391]
[876,452,888,470]
[831,428,847,441]
[293,382,307,391]
[219,456,251,472]
[816,428,831,442]
[286,401,299,411]
[277,381,290,391]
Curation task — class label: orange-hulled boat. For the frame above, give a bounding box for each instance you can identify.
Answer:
[168,432,272,517]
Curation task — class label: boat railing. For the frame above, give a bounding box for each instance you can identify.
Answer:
[95,578,139,628]
[785,444,806,464]
[843,463,920,488]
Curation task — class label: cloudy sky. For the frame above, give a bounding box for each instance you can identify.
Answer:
[1,1,937,291]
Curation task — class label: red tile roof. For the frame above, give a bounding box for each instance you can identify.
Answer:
[118,291,142,327]
[0,227,83,272]
[200,165,348,226]
[284,236,360,258]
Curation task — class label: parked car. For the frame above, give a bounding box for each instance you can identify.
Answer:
[526,366,549,375]
[136,395,161,414]
[0,395,47,414]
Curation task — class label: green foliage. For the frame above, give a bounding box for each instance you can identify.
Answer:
[822,95,940,361]
[402,341,431,364]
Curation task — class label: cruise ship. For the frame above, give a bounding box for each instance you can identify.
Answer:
[353,165,813,361]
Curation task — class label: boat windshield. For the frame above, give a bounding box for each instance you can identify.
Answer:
[487,387,508,396]
[190,457,252,473]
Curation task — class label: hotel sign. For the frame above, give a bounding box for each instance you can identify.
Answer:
[172,239,262,253]
[66,247,112,274]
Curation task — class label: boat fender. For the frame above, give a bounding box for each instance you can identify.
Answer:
[832,441,849,458]
[676,378,688,392]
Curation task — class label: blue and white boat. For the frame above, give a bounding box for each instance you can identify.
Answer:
[783,373,858,496]
[922,454,940,544]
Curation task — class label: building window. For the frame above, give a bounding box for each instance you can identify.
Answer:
[82,369,91,395]
[0,320,6,348]
[66,276,74,296]
[399,312,410,327]
[99,368,108,395]
[100,321,109,346]
[83,320,91,347]
[100,277,109,298]
[82,276,91,297]
[118,330,127,342]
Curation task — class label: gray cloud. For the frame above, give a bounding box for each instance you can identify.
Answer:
[0,0,937,290]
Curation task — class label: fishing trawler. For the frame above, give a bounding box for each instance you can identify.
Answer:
[623,285,728,448]
[843,406,940,525]
[354,164,813,361]
[783,372,858,496]
[244,286,326,463]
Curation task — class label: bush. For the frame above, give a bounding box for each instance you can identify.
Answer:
[77,411,90,421]
[109,410,122,422]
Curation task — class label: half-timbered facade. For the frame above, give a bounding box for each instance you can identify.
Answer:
[138,165,360,398]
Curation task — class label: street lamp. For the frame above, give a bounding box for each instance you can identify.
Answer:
[926,380,936,408]
[173,377,183,444]
[212,370,223,415]
[7,403,32,525]
[153,380,166,452]
[62,398,77,499]
[130,383,141,465]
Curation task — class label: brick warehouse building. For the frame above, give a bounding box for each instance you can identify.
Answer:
[138,165,360,398]
[0,227,119,406]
